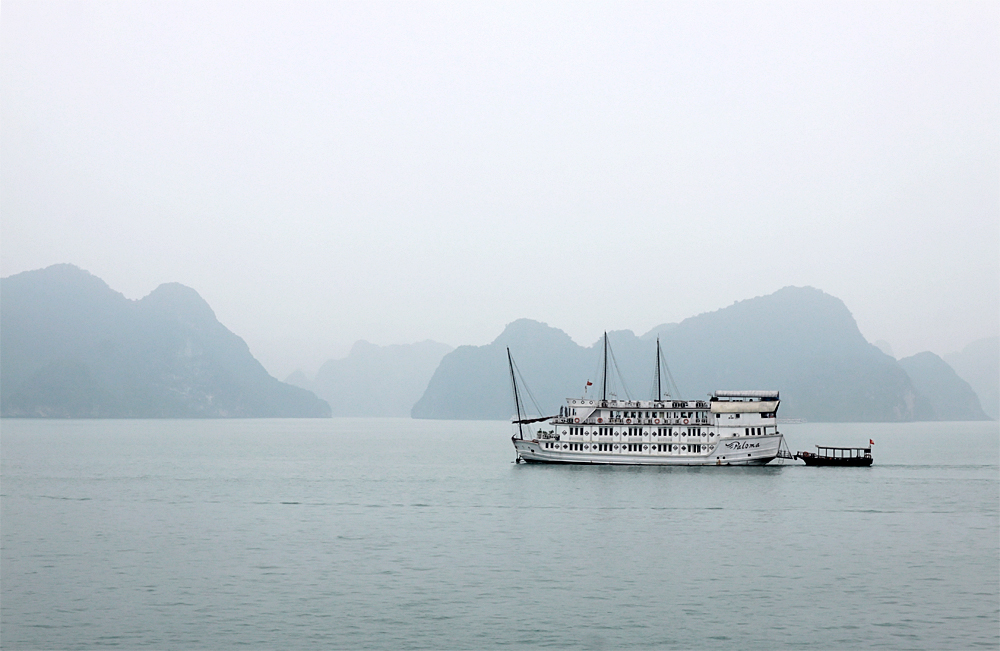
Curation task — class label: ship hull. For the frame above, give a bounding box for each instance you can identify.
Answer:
[512,434,783,466]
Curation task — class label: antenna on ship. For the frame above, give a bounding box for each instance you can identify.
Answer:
[507,347,524,440]
[602,332,608,403]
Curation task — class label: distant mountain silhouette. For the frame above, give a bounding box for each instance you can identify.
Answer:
[897,352,989,421]
[874,340,895,358]
[412,287,974,422]
[286,339,452,416]
[412,319,591,420]
[943,337,999,420]
[1,264,330,417]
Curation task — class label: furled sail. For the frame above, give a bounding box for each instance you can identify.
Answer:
[511,415,555,424]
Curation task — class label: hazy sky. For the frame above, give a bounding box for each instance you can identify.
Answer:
[3,1,997,378]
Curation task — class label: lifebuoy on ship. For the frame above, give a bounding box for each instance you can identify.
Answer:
[626,418,631,424]
[574,418,580,423]
[683,419,689,424]
[654,419,660,424]
[597,418,603,423]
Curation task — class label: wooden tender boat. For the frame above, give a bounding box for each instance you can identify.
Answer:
[796,445,873,466]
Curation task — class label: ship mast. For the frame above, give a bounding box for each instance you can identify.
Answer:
[656,336,662,400]
[601,331,608,403]
[507,347,524,440]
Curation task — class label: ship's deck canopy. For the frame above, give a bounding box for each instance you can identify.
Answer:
[712,390,779,400]
[711,400,779,414]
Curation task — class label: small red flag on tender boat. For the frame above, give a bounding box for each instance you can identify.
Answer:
[586,381,593,386]
[870,439,874,445]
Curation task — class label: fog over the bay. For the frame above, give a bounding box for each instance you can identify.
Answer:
[2,2,996,378]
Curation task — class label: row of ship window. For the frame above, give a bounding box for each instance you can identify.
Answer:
[565,426,709,437]
[609,410,705,419]
[543,442,707,453]
[568,410,709,419]
[563,427,769,438]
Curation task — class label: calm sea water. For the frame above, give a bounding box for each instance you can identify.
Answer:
[2,418,997,650]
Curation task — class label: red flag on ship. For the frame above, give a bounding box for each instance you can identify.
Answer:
[870,439,874,445]
[586,381,593,386]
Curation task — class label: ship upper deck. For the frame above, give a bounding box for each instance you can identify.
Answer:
[565,397,708,409]
[712,390,779,400]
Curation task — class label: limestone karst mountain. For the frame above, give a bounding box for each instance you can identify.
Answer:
[286,339,453,416]
[6,268,985,423]
[412,318,591,421]
[943,337,999,420]
[898,352,989,421]
[1,265,330,418]
[412,287,981,422]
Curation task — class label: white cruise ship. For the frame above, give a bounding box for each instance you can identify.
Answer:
[508,336,783,466]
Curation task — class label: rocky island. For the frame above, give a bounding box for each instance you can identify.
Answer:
[1,264,330,418]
